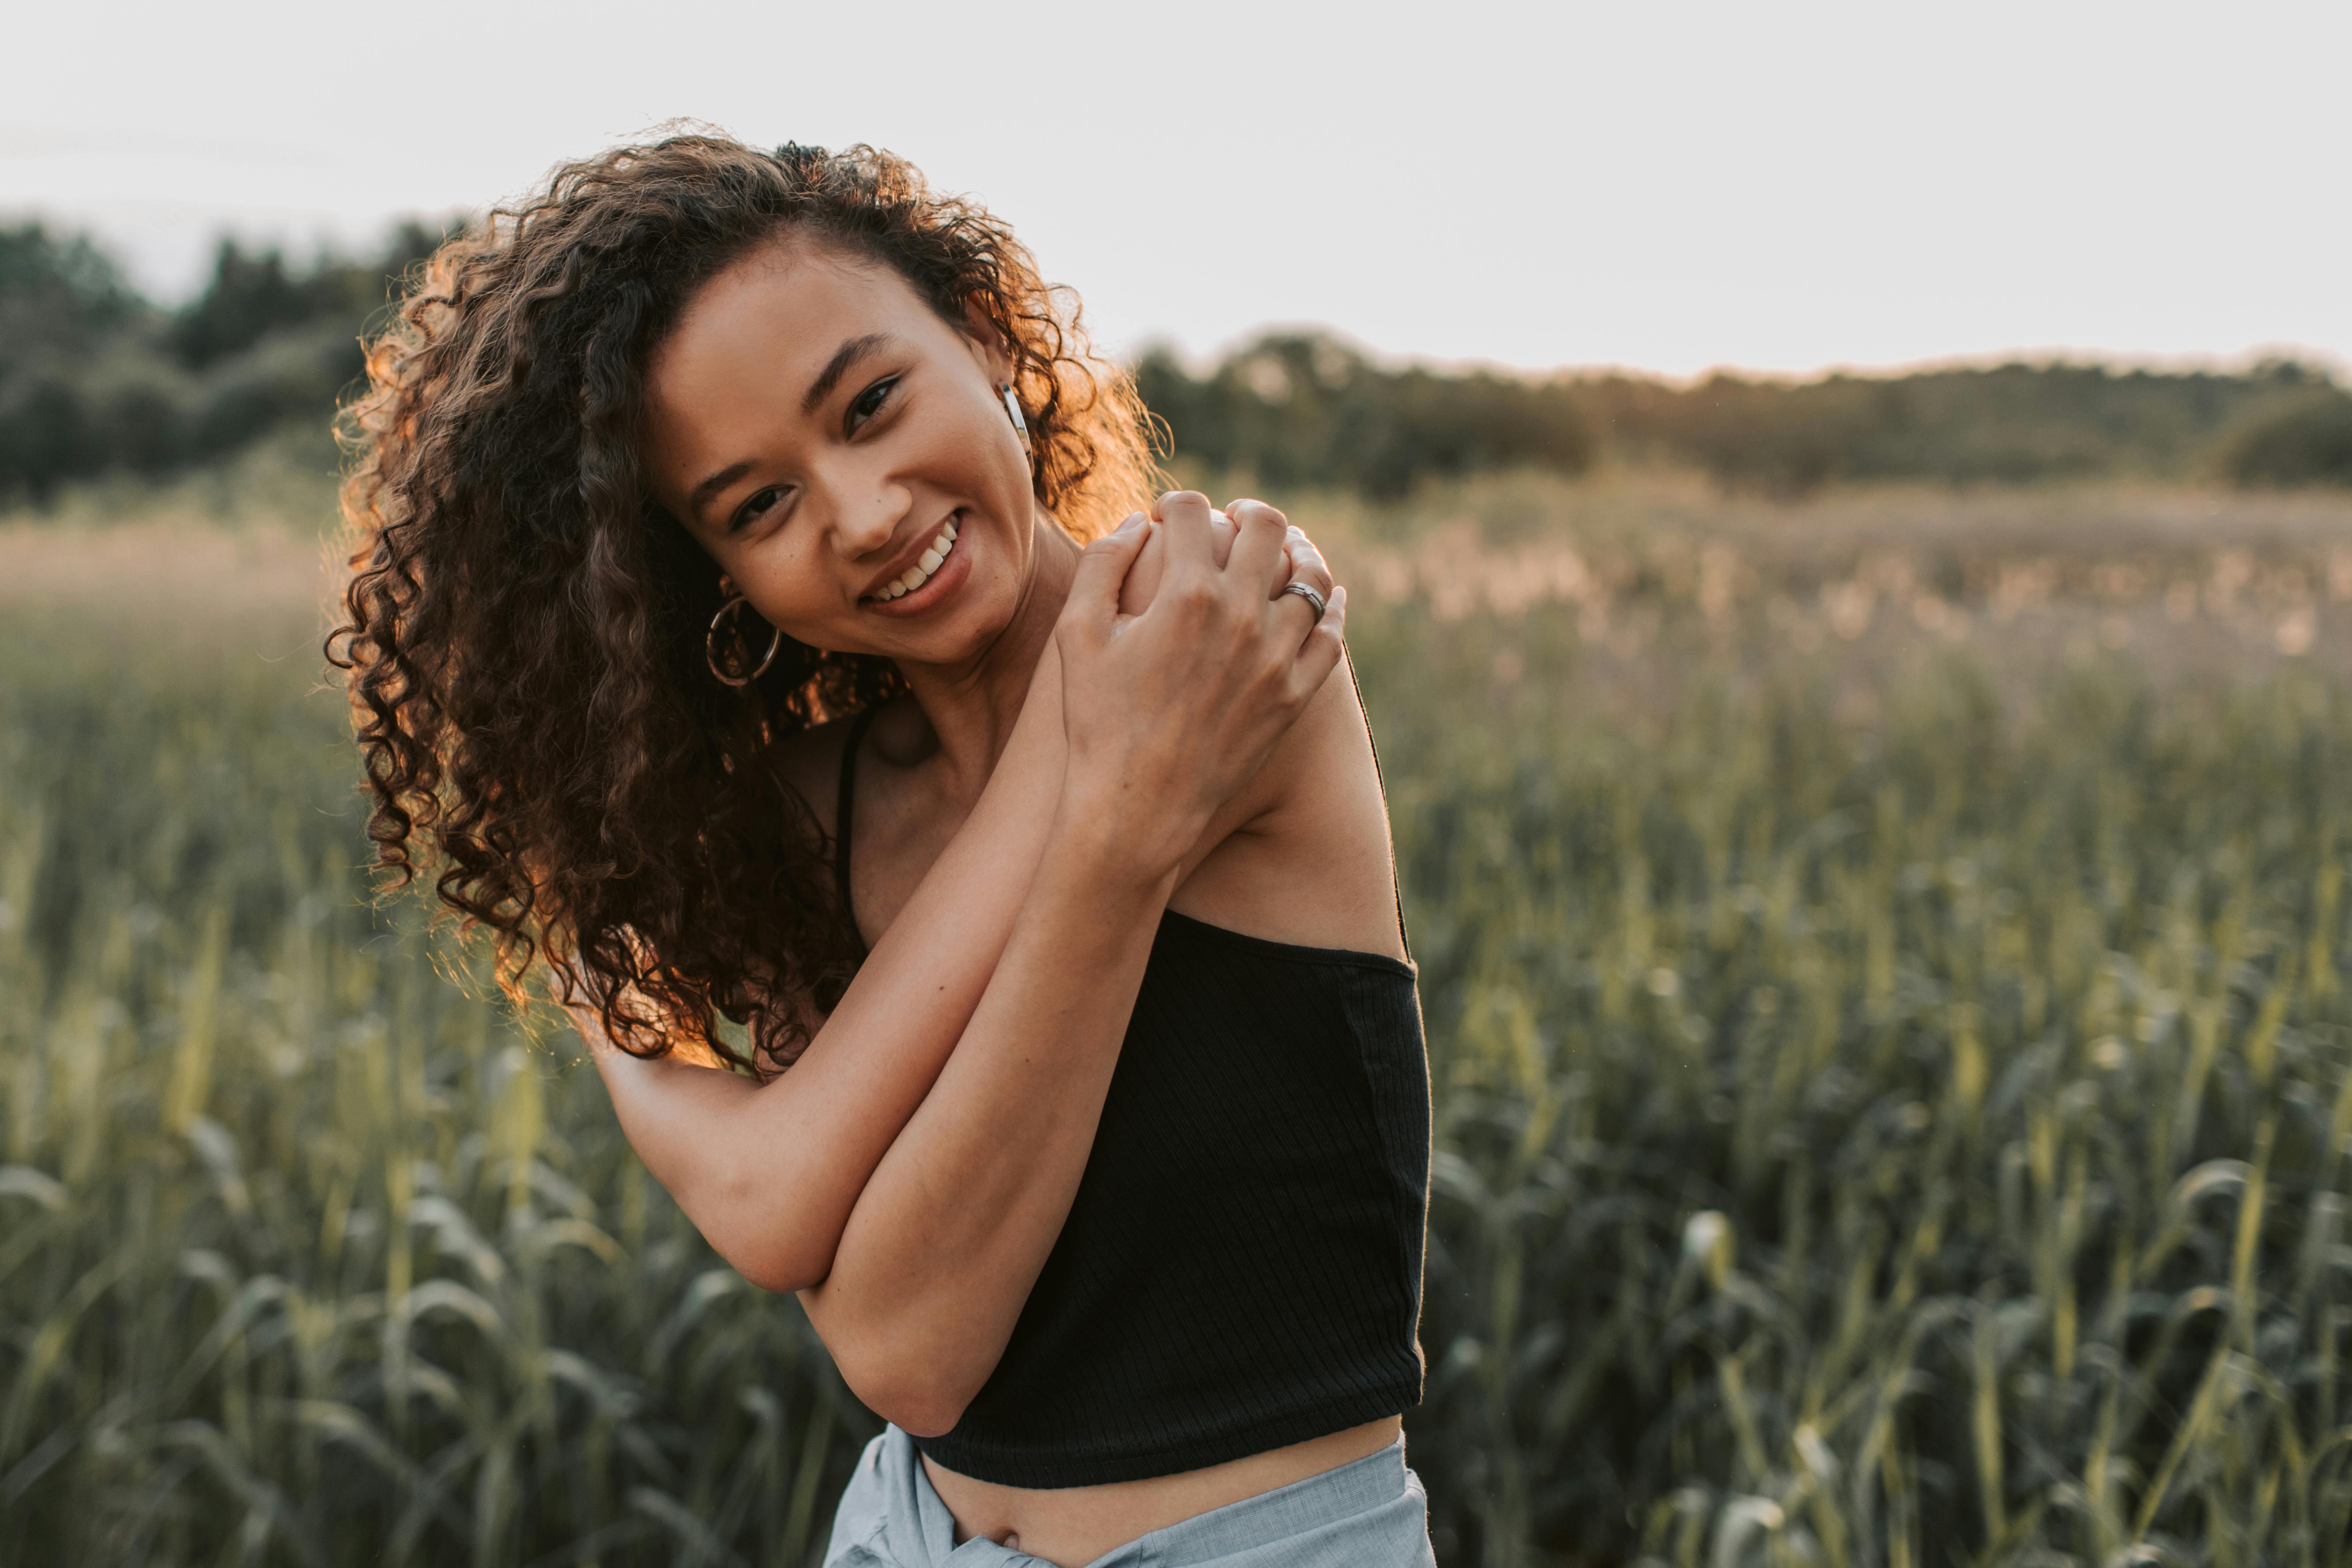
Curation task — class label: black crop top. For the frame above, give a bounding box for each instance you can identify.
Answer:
[832,705,1431,1487]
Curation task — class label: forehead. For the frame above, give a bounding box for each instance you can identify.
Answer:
[644,239,940,457]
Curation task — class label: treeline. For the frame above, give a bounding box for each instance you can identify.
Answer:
[0,222,446,501]
[1580,357,2352,493]
[1135,335,1599,500]
[1140,335,2352,497]
[4,222,2350,505]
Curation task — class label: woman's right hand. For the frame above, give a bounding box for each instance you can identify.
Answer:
[1053,490,1347,884]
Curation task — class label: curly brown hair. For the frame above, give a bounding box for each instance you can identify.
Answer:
[328,133,1160,1073]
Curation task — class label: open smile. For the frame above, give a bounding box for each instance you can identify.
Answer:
[860,511,970,616]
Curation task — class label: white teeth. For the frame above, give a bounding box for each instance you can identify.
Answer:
[870,520,962,603]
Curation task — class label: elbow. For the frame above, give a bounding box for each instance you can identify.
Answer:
[797,1266,995,1436]
[726,1230,834,1297]
[733,1248,824,1297]
[734,1257,803,1297]
[827,1329,978,1439]
[853,1378,972,1441]
[869,1387,970,1441]
[704,1176,841,1297]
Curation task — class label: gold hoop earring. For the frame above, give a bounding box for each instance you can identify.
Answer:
[706,594,783,687]
[1001,383,1030,451]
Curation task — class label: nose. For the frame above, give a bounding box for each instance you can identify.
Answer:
[815,463,913,564]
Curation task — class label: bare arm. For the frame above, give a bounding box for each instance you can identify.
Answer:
[574,501,1345,1439]
[576,500,1341,1427]
[802,824,1179,1432]
[797,496,1347,1433]
[575,507,1311,1290]
[575,641,1071,1296]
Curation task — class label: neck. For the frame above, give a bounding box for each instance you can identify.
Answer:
[891,509,1079,799]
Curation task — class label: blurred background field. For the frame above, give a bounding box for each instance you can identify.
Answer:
[10,444,2352,1566]
[11,206,2352,1568]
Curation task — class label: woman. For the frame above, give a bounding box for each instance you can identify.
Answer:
[332,134,1434,1567]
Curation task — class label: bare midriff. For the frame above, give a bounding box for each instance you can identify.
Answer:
[920,1415,1404,1568]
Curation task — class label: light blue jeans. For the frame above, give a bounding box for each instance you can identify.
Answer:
[822,1426,1439,1567]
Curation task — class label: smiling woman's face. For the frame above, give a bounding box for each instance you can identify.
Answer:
[641,234,1043,666]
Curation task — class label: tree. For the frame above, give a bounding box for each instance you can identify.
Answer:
[2219,388,2352,488]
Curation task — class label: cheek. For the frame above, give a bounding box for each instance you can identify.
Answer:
[734,538,839,640]
[929,385,1027,497]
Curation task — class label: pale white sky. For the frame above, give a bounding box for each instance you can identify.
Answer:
[5,0,2345,379]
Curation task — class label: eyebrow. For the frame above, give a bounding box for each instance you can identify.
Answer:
[802,332,895,415]
[684,332,899,524]
[686,460,755,523]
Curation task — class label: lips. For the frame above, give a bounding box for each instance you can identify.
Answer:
[860,512,962,603]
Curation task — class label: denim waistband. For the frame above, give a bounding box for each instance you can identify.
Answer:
[823,1425,1435,1568]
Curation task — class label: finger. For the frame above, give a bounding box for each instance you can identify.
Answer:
[1063,512,1151,645]
[1157,490,1215,574]
[1115,514,1167,619]
[1221,497,1282,518]
[1278,528,1335,603]
[1214,501,1270,573]
[1273,576,1334,637]
[1223,498,1291,589]
[1207,507,1237,569]
[1286,584,1347,701]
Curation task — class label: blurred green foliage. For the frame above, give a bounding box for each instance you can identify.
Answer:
[0,222,447,501]
[1574,360,2343,494]
[2216,386,2352,490]
[1372,610,2352,1567]
[1145,335,2352,499]
[1136,335,1599,500]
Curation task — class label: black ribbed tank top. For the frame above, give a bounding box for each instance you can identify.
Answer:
[832,707,1430,1488]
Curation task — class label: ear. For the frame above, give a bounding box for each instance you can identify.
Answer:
[958,294,1016,386]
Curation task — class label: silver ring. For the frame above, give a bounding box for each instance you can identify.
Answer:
[1278,581,1328,620]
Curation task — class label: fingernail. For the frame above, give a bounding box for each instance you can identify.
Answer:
[1112,512,1146,537]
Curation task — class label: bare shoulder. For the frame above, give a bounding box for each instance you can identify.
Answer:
[1166,652,1407,961]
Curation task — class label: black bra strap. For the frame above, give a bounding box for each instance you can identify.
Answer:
[834,704,883,955]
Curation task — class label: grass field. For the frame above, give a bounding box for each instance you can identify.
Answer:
[7,468,2352,1566]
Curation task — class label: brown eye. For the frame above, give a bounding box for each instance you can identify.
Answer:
[731,486,787,534]
[846,375,899,435]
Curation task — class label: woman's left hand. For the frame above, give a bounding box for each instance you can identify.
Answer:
[1117,498,1334,622]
